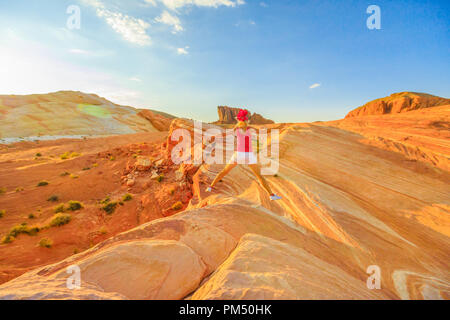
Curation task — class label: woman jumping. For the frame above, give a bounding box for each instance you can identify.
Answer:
[206,109,282,201]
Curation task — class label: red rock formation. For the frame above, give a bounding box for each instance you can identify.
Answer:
[346,92,450,118]
[215,106,274,125]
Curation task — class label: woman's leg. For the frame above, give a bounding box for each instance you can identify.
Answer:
[210,163,237,188]
[248,164,273,195]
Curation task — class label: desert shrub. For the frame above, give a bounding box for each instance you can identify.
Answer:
[99,226,108,234]
[1,235,14,244]
[49,213,71,227]
[92,163,98,167]
[169,188,175,195]
[60,152,70,160]
[39,238,53,248]
[60,152,80,160]
[156,175,164,183]
[82,167,90,171]
[171,201,183,211]
[8,224,40,237]
[101,196,110,204]
[35,153,42,157]
[0,187,6,194]
[102,202,118,215]
[110,156,116,161]
[60,172,70,177]
[0,210,4,218]
[67,201,83,211]
[54,204,65,213]
[37,181,49,187]
[47,195,59,202]
[70,174,79,179]
[28,213,36,219]
[122,194,133,202]
[15,187,24,192]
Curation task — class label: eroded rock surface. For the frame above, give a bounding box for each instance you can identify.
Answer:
[0,108,449,300]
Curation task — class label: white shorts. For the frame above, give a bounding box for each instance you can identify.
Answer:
[230,151,258,165]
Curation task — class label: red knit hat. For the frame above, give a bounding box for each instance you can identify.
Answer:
[237,109,249,122]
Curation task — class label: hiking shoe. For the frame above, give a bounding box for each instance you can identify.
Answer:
[205,186,212,193]
[270,194,282,201]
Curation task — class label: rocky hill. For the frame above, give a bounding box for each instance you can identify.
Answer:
[0,91,175,143]
[345,92,450,118]
[215,106,274,125]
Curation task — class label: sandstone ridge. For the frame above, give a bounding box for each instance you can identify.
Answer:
[345,92,450,118]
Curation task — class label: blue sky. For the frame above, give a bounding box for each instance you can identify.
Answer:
[0,0,449,122]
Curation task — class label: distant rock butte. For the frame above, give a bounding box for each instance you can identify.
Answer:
[0,91,175,139]
[345,92,450,118]
[215,106,274,125]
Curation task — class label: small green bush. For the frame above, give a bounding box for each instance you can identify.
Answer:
[0,187,6,195]
[67,201,83,211]
[82,167,90,171]
[122,194,133,202]
[47,195,59,202]
[70,174,78,179]
[39,238,53,248]
[172,201,183,211]
[102,202,118,215]
[0,210,5,218]
[15,187,24,192]
[37,181,49,187]
[101,196,110,204]
[28,213,36,219]
[60,172,70,177]
[156,175,164,183]
[54,204,65,213]
[49,213,71,227]
[35,153,42,157]
[8,224,40,237]
[1,235,14,244]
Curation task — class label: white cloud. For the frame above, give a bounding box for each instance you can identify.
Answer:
[309,83,321,89]
[155,10,184,33]
[259,2,268,7]
[68,48,113,57]
[143,0,157,6]
[159,0,245,11]
[81,0,151,46]
[249,20,256,25]
[69,48,90,55]
[129,77,142,82]
[177,46,189,55]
